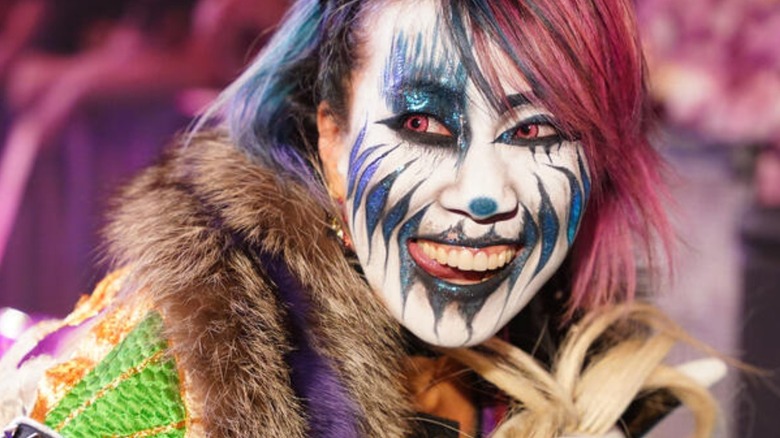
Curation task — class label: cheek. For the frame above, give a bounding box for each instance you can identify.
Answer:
[532,152,589,247]
[357,141,453,200]
[508,145,586,195]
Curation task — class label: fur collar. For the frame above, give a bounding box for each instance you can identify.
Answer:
[103,133,412,437]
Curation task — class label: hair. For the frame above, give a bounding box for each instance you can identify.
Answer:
[201,0,672,318]
[444,0,674,317]
[198,0,368,204]
[443,303,719,437]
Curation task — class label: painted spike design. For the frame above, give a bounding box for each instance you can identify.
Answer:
[397,207,430,315]
[364,159,418,258]
[533,175,560,277]
[381,180,424,267]
[488,206,542,329]
[347,143,384,198]
[506,206,540,294]
[351,144,400,221]
[346,123,374,198]
[548,164,586,245]
[577,149,591,199]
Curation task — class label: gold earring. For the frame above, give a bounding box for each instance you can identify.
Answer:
[329,198,353,251]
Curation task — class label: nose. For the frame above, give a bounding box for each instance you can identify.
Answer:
[438,150,518,223]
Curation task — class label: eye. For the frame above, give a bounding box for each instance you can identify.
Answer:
[402,114,452,136]
[377,112,456,147]
[513,123,540,139]
[496,116,562,147]
[403,114,428,132]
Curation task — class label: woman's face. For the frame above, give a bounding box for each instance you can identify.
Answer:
[319,0,591,347]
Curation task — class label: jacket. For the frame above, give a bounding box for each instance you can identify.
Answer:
[1,133,413,437]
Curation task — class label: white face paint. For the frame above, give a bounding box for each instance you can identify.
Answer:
[324,0,590,347]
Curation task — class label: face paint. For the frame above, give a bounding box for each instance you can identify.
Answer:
[327,0,590,347]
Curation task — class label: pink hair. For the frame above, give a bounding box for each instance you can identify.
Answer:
[468,0,674,315]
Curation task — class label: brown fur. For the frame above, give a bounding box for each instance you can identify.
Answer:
[103,133,412,437]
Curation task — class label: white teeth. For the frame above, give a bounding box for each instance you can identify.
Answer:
[447,250,459,267]
[457,251,473,270]
[497,251,507,266]
[503,250,515,264]
[474,252,488,272]
[417,241,516,272]
[436,247,448,265]
[487,253,498,270]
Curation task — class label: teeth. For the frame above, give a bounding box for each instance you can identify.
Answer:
[418,241,516,272]
[447,250,459,267]
[436,247,447,264]
[457,251,473,270]
[487,253,498,270]
[474,252,488,272]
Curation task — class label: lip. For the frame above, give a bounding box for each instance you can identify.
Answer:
[407,238,522,285]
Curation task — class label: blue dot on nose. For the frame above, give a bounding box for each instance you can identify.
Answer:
[469,197,498,217]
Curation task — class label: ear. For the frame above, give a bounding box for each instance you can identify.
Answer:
[317,102,347,201]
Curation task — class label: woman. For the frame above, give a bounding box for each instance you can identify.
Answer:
[0,0,720,437]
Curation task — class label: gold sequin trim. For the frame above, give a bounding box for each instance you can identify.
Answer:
[63,268,128,327]
[120,420,187,438]
[30,357,95,422]
[31,270,157,423]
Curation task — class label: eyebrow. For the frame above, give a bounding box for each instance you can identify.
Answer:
[506,93,532,108]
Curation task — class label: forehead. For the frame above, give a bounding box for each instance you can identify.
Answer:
[357,0,531,101]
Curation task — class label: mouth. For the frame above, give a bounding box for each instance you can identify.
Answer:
[407,238,521,285]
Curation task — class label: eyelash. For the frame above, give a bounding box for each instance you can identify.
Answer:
[495,115,563,147]
[378,113,456,147]
[379,113,564,149]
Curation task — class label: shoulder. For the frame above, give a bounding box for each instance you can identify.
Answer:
[0,271,167,431]
[6,132,413,437]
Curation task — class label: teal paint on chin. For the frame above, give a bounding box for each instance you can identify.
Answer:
[469,197,498,218]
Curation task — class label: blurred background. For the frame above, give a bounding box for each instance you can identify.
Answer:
[0,0,777,436]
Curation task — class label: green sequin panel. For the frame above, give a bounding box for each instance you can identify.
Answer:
[44,312,187,438]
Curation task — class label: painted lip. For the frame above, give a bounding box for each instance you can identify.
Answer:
[407,238,523,285]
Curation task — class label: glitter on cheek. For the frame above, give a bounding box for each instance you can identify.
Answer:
[351,144,401,221]
[546,165,585,245]
[364,159,418,257]
[381,180,424,264]
[506,207,540,292]
[533,175,560,277]
[348,144,385,198]
[396,208,429,314]
[568,184,583,244]
[346,122,368,177]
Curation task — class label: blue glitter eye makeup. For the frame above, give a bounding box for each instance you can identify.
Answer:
[381,28,470,154]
